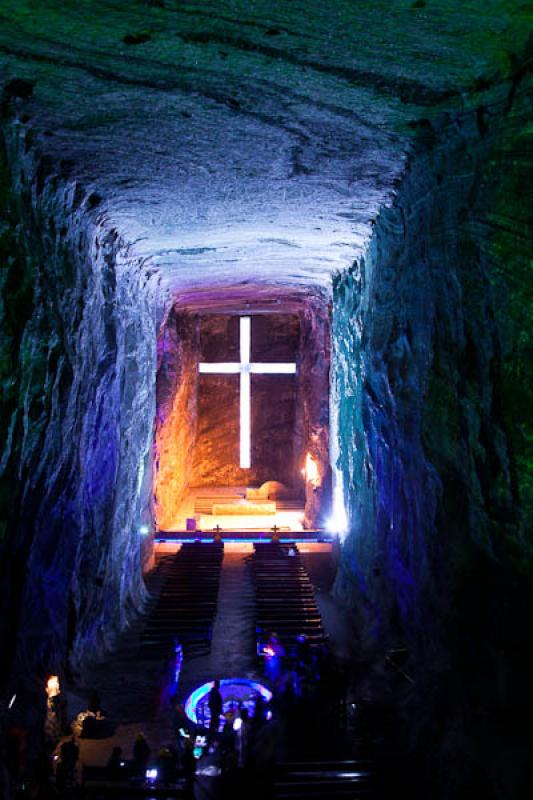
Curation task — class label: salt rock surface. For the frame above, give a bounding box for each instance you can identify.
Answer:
[0,10,531,789]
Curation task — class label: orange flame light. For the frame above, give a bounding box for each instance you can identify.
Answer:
[47,675,60,699]
[301,453,320,488]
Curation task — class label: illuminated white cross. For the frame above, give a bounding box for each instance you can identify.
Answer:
[199,316,296,468]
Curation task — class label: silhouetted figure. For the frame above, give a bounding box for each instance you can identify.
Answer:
[208,680,223,737]
[182,738,196,799]
[57,735,79,791]
[224,703,238,727]
[295,634,312,669]
[107,745,124,780]
[133,732,151,776]
[249,713,281,800]
[33,749,58,800]
[60,736,79,771]
[219,716,237,769]
[87,690,102,715]
[156,745,175,784]
[265,633,285,683]
[252,695,267,731]
[235,708,251,768]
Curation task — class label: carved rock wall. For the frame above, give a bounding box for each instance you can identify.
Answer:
[153,303,331,528]
[296,296,331,527]
[153,310,198,530]
[332,71,532,794]
[0,121,159,686]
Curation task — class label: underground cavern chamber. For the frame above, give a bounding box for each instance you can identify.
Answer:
[0,3,532,798]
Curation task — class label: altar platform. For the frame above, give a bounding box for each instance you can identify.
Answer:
[155,530,330,544]
[157,485,320,541]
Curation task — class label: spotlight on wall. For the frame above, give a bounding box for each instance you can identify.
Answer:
[301,452,320,488]
[326,484,348,539]
[139,524,150,536]
[46,675,60,698]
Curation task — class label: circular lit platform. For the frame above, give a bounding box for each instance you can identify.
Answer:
[185,678,272,728]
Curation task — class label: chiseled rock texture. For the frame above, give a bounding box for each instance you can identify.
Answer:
[153,309,198,530]
[332,69,533,795]
[296,296,332,528]
[0,0,529,294]
[0,2,531,796]
[0,123,159,684]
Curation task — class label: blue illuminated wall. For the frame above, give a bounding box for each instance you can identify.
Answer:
[0,123,158,681]
[331,70,532,790]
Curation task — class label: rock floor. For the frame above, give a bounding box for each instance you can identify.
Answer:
[208,549,257,677]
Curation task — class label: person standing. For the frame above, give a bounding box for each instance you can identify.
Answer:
[235,708,251,769]
[207,680,223,738]
[87,690,102,715]
[107,746,124,780]
[57,735,80,791]
[182,737,196,799]
[265,633,285,684]
[132,732,151,776]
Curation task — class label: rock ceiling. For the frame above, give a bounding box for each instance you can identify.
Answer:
[0,0,529,294]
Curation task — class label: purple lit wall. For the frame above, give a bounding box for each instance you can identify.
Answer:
[0,124,159,680]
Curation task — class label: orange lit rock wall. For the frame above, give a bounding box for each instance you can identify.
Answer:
[154,306,330,528]
[154,311,198,530]
[291,296,331,527]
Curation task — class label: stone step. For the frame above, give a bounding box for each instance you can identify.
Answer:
[273,760,377,799]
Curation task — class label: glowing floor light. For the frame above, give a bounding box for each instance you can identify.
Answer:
[184,678,273,725]
[199,316,296,469]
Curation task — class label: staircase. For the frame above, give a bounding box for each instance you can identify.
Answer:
[139,541,224,659]
[273,759,378,799]
[251,542,326,653]
[76,543,387,800]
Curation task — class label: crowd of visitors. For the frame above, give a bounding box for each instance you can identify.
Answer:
[263,630,348,740]
[73,631,343,798]
[85,633,347,798]
[167,693,282,799]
